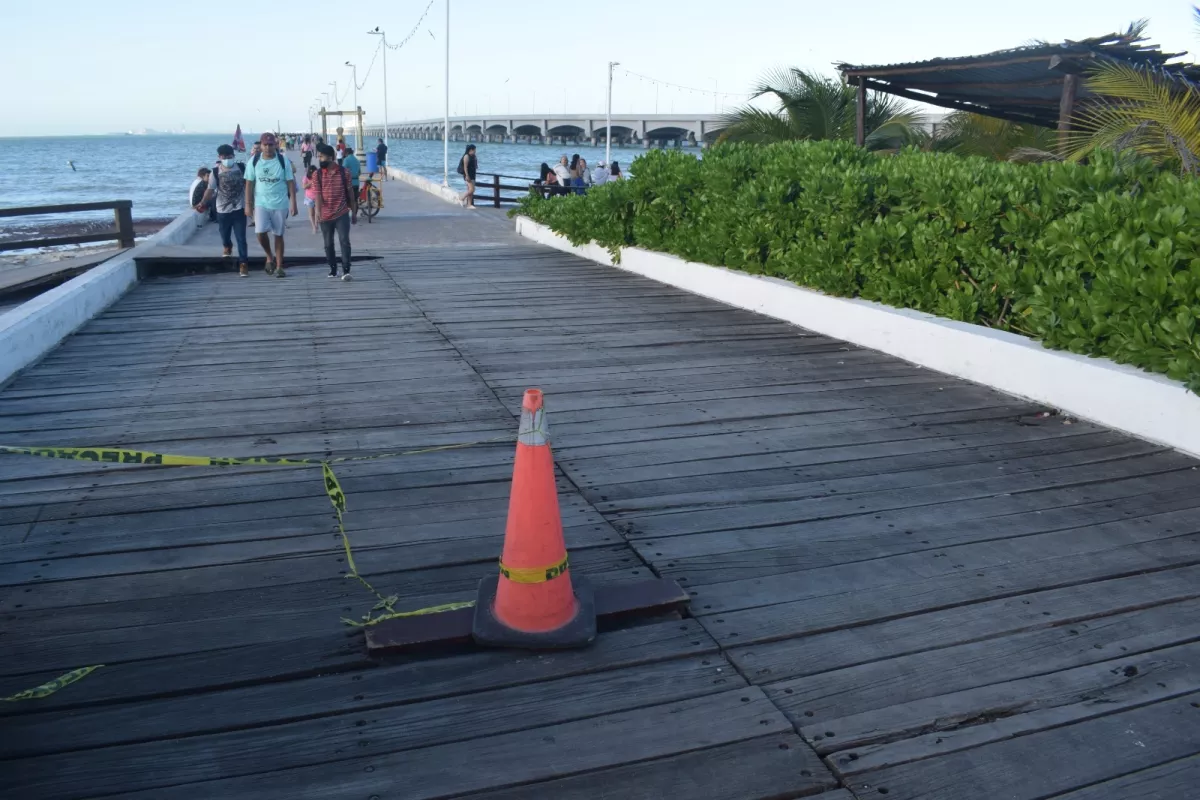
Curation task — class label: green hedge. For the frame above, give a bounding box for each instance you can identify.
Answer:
[514,142,1200,392]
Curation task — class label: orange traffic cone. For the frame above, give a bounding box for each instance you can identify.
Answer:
[472,389,596,648]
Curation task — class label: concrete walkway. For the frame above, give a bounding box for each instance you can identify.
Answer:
[178,163,512,261]
[1,181,1198,799]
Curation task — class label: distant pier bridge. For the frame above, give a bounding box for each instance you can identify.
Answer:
[361,114,727,148]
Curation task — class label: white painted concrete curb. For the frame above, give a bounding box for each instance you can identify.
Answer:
[0,210,208,386]
[514,215,1200,459]
[385,167,462,206]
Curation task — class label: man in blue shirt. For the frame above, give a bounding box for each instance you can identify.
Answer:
[342,146,362,196]
[243,132,297,277]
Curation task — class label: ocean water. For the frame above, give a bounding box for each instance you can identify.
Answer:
[0,133,664,233]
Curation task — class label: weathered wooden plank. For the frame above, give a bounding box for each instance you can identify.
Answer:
[111,688,792,800]
[815,639,1200,763]
[0,619,716,756]
[702,532,1200,650]
[588,430,1129,508]
[692,517,1200,622]
[0,552,641,671]
[5,545,639,639]
[732,564,1200,684]
[645,483,1200,585]
[767,597,1200,725]
[848,693,1200,800]
[616,452,1194,539]
[4,669,756,798]
[1044,754,1200,800]
[458,733,837,800]
[830,638,1200,777]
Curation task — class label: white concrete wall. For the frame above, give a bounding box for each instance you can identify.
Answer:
[385,167,462,206]
[0,210,207,387]
[514,216,1200,459]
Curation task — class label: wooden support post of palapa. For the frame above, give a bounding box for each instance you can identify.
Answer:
[364,577,691,655]
[855,80,867,147]
[1057,73,1080,151]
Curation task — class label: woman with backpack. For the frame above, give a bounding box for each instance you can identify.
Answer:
[457,144,477,209]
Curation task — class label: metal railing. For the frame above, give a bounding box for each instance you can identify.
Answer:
[0,201,136,252]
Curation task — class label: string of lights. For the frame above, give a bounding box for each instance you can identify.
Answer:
[385,0,438,50]
[355,39,384,90]
[619,68,751,98]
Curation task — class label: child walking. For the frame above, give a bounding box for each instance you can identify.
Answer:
[303,165,319,234]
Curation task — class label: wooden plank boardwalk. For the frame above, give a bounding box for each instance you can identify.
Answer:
[1,181,1198,799]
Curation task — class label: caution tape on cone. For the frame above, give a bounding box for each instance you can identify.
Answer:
[498,555,570,584]
[2,665,104,702]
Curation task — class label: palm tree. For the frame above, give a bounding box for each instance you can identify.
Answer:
[932,112,1060,161]
[1067,61,1200,174]
[719,67,923,149]
[1065,16,1200,174]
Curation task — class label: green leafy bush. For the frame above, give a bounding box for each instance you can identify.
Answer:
[513,142,1200,392]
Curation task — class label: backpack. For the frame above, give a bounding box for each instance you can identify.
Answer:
[213,162,246,208]
[316,165,355,211]
[252,152,287,170]
[456,156,465,176]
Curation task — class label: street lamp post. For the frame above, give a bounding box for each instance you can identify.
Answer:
[369,28,389,150]
[443,0,450,186]
[346,62,358,153]
[606,61,620,166]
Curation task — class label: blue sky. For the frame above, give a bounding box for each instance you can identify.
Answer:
[5,1,1197,136]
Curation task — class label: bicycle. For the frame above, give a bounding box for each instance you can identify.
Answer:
[358,172,383,222]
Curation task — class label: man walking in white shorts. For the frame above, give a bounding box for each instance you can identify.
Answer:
[243,132,297,277]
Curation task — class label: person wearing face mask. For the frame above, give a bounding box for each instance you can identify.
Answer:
[200,144,250,276]
[313,144,357,280]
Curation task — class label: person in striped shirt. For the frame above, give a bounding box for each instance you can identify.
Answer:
[313,144,358,281]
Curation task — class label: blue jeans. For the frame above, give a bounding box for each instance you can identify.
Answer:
[320,211,352,272]
[217,211,248,262]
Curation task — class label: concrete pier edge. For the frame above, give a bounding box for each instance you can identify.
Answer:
[0,210,208,386]
[384,167,462,206]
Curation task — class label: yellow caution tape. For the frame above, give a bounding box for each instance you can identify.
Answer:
[0,445,311,467]
[0,435,523,629]
[499,555,570,584]
[2,665,104,702]
[343,600,476,628]
[0,436,516,469]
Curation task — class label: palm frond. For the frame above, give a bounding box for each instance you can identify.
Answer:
[1007,147,1063,163]
[934,111,1057,160]
[1068,60,1200,173]
[717,108,801,145]
[1124,18,1149,40]
[719,67,922,147]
